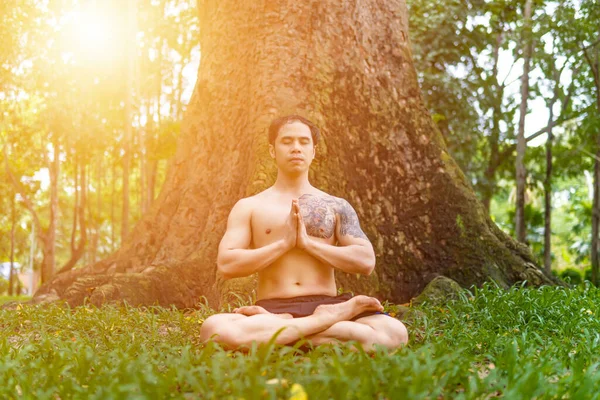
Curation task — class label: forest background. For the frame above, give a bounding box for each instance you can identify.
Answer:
[0,0,599,296]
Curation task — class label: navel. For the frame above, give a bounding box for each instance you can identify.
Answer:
[266,228,271,234]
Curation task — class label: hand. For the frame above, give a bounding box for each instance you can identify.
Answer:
[283,200,298,250]
[294,200,309,250]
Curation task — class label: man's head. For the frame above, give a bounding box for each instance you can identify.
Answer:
[268,115,320,174]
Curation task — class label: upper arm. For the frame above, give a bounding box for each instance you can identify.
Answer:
[334,198,372,247]
[218,199,252,256]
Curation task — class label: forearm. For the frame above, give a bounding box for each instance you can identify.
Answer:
[304,240,375,275]
[218,239,290,279]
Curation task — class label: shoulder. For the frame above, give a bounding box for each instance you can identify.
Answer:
[300,190,355,211]
[229,188,276,220]
[326,195,356,214]
[233,188,272,209]
[228,196,256,219]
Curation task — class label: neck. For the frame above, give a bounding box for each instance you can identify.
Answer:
[273,171,312,195]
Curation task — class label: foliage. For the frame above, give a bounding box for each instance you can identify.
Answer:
[1,285,599,398]
[583,268,597,285]
[559,268,582,285]
[0,0,199,276]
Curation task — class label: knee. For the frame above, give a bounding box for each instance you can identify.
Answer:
[383,318,409,349]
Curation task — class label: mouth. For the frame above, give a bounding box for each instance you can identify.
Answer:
[289,158,304,162]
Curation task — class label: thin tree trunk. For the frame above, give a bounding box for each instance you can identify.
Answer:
[43,133,60,283]
[28,222,36,295]
[481,32,504,214]
[93,157,102,264]
[9,192,16,296]
[71,153,79,254]
[515,0,533,243]
[111,155,116,251]
[146,101,158,207]
[122,0,137,242]
[140,122,147,214]
[593,137,600,286]
[583,34,600,286]
[58,160,87,274]
[543,96,556,274]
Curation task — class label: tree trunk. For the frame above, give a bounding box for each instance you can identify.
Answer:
[543,98,555,275]
[582,33,600,286]
[92,157,102,264]
[42,133,60,283]
[8,192,16,296]
[122,0,136,243]
[593,136,600,286]
[515,0,533,243]
[58,160,87,274]
[111,156,116,251]
[70,152,79,255]
[28,222,36,295]
[480,32,505,214]
[35,0,558,308]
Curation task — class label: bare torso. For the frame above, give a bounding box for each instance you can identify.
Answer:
[249,187,341,300]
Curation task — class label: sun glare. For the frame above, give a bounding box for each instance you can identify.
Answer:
[63,6,126,65]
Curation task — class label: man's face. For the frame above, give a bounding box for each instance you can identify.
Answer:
[269,121,316,174]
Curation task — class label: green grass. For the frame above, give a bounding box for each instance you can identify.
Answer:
[0,295,31,306]
[1,284,599,399]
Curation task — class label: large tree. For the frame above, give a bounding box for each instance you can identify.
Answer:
[35,0,557,308]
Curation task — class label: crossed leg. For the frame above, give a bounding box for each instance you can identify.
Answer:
[200,295,382,349]
[199,296,407,351]
[304,314,408,351]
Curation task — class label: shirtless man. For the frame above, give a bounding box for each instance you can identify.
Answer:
[199,115,408,351]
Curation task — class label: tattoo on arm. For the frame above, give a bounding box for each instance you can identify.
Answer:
[336,199,368,240]
[298,194,337,239]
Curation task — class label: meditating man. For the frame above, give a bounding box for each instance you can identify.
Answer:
[199,115,408,351]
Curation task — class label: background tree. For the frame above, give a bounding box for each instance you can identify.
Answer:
[31,0,559,309]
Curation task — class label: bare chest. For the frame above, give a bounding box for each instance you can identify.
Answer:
[251,194,339,247]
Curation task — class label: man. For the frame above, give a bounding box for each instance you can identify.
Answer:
[199,115,408,351]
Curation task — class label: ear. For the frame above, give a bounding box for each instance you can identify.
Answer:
[269,144,275,159]
[313,145,316,158]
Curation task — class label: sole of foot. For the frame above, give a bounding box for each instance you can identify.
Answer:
[233,306,294,319]
[313,295,383,321]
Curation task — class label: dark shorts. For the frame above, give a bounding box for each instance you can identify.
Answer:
[255,292,388,321]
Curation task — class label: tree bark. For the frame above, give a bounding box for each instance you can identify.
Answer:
[583,35,600,286]
[515,0,533,243]
[35,0,558,308]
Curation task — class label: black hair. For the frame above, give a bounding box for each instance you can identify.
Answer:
[268,115,320,146]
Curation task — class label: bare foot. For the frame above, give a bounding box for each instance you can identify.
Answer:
[313,295,383,322]
[233,305,270,316]
[233,306,294,319]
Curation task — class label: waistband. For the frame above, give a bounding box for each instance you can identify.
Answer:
[256,292,351,305]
